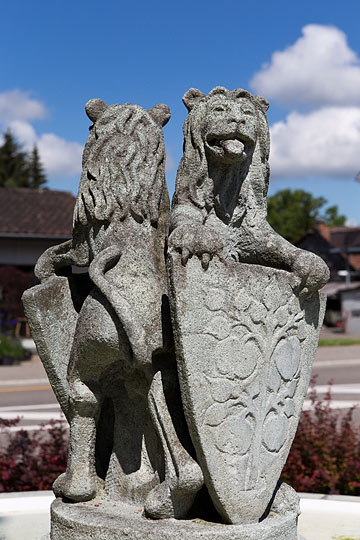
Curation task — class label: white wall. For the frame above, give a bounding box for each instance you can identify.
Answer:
[342,289,360,334]
[0,238,65,267]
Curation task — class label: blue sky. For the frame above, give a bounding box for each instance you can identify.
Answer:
[1,0,360,224]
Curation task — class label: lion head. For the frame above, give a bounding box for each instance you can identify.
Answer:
[74,98,170,231]
[70,98,170,263]
[173,87,270,215]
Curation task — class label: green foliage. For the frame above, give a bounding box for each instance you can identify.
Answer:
[0,334,25,361]
[0,131,29,188]
[0,130,47,188]
[332,537,360,540]
[0,313,26,364]
[267,189,346,244]
[323,205,346,227]
[27,145,47,188]
[318,338,360,347]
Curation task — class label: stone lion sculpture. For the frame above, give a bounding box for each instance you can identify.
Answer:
[169,86,329,294]
[23,88,327,538]
[167,87,329,526]
[29,98,203,518]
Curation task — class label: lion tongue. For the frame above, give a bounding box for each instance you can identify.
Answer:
[220,139,244,155]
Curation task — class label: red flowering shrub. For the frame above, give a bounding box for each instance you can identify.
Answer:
[0,265,35,319]
[282,378,360,495]
[0,417,67,492]
[1,380,359,494]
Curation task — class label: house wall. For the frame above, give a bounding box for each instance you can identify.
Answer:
[297,232,349,281]
[0,237,65,267]
[341,290,360,334]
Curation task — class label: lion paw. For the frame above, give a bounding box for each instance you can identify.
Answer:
[169,224,224,269]
[292,251,329,298]
[144,461,203,519]
[53,470,97,502]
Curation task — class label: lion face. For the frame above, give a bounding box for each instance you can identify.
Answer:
[203,95,258,165]
[176,87,270,210]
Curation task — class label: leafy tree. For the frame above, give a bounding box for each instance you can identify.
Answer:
[27,145,47,188]
[322,205,346,227]
[0,130,47,188]
[267,189,346,244]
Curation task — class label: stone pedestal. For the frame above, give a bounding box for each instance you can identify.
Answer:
[50,483,305,540]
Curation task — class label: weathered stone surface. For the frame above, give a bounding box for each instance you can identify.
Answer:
[168,254,325,524]
[169,87,329,293]
[167,86,328,529]
[22,276,77,419]
[23,87,323,540]
[50,482,302,540]
[23,98,202,522]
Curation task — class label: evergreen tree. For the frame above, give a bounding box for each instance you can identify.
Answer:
[27,145,47,188]
[0,130,47,188]
[0,131,29,188]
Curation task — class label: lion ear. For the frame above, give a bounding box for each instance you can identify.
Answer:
[256,95,270,112]
[148,103,171,127]
[182,88,205,112]
[85,99,107,122]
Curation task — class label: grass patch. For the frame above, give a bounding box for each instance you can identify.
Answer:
[332,536,360,540]
[318,338,360,347]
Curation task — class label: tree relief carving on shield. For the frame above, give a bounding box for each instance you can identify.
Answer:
[200,273,307,484]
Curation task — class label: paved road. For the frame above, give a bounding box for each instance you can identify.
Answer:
[308,344,360,423]
[0,345,359,432]
[0,359,60,433]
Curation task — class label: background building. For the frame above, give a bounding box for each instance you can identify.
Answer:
[0,188,75,327]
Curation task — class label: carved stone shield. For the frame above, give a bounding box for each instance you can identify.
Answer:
[168,254,325,524]
[22,276,78,419]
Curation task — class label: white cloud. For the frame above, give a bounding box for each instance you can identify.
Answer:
[345,218,358,227]
[0,90,82,177]
[0,90,47,123]
[269,106,360,178]
[9,120,37,149]
[37,134,83,176]
[251,25,360,107]
[8,119,82,176]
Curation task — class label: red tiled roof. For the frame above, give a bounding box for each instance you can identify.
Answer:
[316,224,360,270]
[0,188,75,237]
[329,227,360,250]
[316,223,331,242]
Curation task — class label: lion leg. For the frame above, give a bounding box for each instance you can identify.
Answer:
[54,378,102,502]
[144,370,203,519]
